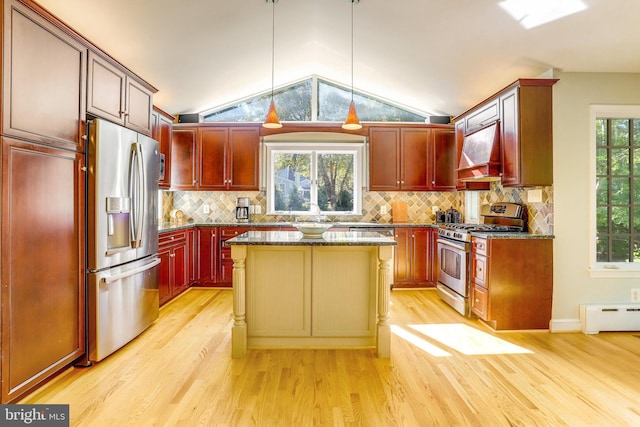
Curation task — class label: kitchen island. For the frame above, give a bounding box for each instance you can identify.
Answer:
[225,230,396,358]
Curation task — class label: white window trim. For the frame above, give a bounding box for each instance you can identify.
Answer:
[263,136,366,217]
[588,104,640,278]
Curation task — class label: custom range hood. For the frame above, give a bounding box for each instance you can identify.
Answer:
[457,121,501,181]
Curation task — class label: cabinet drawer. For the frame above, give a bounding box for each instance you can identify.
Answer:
[471,253,488,288]
[471,284,488,320]
[220,227,251,241]
[465,99,499,134]
[159,230,188,247]
[471,236,488,256]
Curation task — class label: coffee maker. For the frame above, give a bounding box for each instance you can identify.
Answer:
[235,197,250,222]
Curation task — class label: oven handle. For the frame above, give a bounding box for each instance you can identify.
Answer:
[437,237,467,252]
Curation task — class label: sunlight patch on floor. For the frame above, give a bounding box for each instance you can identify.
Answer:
[408,323,534,355]
[390,325,452,357]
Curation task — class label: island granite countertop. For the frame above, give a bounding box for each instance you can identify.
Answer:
[225,230,397,246]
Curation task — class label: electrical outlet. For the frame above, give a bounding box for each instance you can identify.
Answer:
[380,205,387,215]
[254,205,262,214]
[203,204,210,214]
[431,206,439,214]
[632,288,640,303]
[528,189,542,203]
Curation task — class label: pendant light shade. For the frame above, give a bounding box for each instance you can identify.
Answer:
[342,0,362,130]
[263,0,282,129]
[263,98,282,128]
[342,100,361,130]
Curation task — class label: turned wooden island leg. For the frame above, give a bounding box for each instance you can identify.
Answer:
[376,245,393,358]
[231,245,247,358]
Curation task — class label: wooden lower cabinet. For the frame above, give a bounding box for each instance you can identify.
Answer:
[393,227,434,288]
[470,236,553,330]
[196,226,218,286]
[219,226,251,287]
[1,137,85,403]
[158,230,190,305]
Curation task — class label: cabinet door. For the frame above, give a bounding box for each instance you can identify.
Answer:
[198,128,227,189]
[158,246,172,306]
[500,88,520,187]
[172,244,188,294]
[87,50,126,126]
[197,227,218,285]
[393,228,411,286]
[153,109,174,189]
[410,227,432,285]
[429,128,456,190]
[369,128,400,191]
[228,127,260,190]
[2,0,86,151]
[471,253,488,288]
[186,228,196,284]
[170,128,197,189]
[1,137,85,403]
[124,77,153,135]
[400,129,429,190]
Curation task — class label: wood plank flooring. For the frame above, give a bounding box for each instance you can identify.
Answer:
[21,288,640,426]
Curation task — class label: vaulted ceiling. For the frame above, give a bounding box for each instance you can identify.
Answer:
[36,0,640,118]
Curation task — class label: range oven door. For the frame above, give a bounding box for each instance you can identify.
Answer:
[436,236,470,316]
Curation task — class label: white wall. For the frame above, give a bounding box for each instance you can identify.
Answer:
[552,71,640,330]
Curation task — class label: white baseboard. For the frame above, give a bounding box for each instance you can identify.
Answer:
[549,318,582,333]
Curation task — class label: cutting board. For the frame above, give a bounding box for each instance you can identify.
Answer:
[391,201,408,223]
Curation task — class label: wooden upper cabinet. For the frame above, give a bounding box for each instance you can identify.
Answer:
[369,126,456,191]
[199,127,227,189]
[87,50,153,136]
[2,0,87,152]
[228,127,260,190]
[499,83,555,187]
[151,107,174,189]
[170,128,197,189]
[169,125,260,191]
[454,78,557,188]
[400,129,429,190]
[369,128,400,191]
[429,127,456,191]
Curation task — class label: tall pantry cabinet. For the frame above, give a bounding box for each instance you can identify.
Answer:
[0,0,157,403]
[0,0,87,403]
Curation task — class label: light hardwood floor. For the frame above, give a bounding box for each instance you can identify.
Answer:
[22,288,640,426]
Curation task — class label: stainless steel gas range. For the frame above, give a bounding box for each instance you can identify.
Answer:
[435,202,527,316]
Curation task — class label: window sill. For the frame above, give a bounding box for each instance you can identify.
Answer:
[589,266,640,278]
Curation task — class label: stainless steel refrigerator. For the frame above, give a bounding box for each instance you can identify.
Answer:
[86,118,160,362]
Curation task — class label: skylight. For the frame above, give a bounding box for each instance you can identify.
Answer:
[499,0,587,29]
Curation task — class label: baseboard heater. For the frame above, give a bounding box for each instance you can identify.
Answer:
[579,304,640,334]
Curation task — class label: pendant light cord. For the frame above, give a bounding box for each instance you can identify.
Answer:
[271,0,276,99]
[350,0,354,102]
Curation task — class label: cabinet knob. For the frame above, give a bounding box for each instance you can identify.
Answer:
[81,134,88,140]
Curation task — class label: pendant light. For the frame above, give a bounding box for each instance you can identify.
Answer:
[263,0,282,128]
[342,0,362,130]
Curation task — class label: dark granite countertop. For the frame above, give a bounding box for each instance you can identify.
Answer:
[225,230,398,246]
[470,231,554,239]
[159,221,437,232]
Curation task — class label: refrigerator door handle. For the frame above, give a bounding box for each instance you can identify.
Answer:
[101,257,161,284]
[129,142,146,248]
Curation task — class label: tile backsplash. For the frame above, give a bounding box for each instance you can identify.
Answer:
[162,182,553,235]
